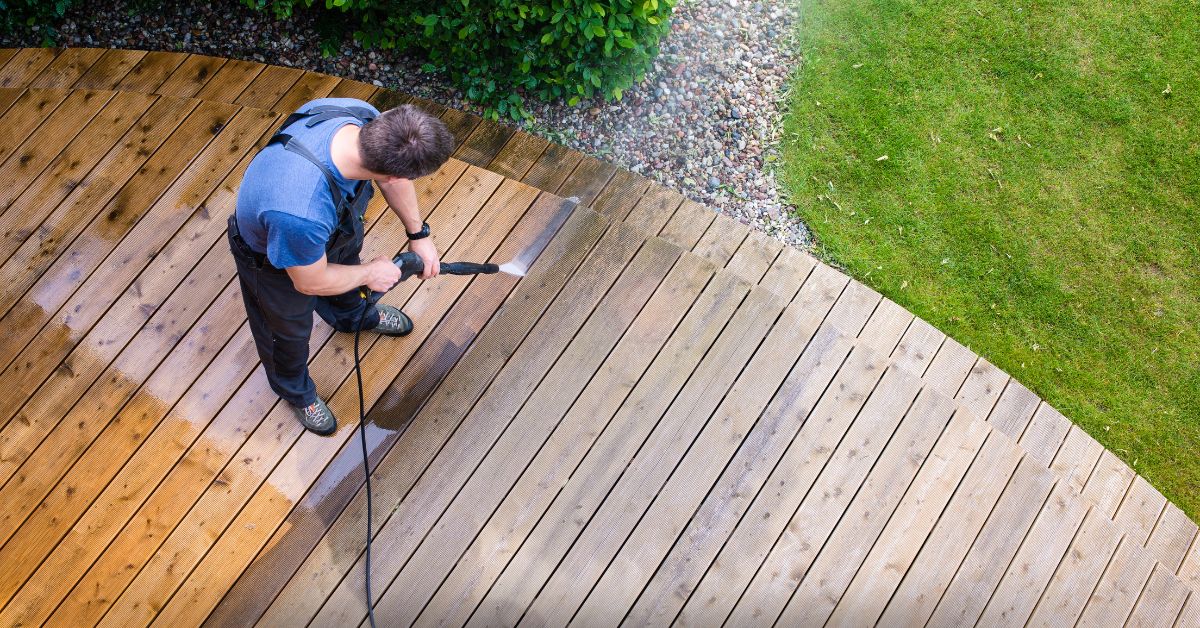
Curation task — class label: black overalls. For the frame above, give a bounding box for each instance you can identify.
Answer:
[227,105,382,407]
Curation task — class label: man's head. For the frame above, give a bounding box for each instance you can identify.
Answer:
[358,104,455,180]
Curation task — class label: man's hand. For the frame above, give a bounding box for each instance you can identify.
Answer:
[409,237,440,278]
[364,256,403,292]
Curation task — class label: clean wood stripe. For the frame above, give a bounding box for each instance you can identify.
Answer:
[1026,508,1123,626]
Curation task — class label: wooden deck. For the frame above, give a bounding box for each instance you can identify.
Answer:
[0,47,1197,627]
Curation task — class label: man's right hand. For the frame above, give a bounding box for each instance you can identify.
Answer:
[364,256,403,293]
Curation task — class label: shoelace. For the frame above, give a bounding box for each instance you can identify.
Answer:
[304,403,331,426]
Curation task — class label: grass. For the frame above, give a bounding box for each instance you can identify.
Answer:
[780,0,1199,517]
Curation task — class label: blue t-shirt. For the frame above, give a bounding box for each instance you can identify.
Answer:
[235,98,381,268]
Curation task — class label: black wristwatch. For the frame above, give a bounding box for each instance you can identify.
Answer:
[406,221,431,240]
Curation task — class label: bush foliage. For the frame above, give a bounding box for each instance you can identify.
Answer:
[0,0,77,43]
[247,0,676,119]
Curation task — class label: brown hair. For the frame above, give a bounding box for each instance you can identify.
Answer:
[358,104,454,179]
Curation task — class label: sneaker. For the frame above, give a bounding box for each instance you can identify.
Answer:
[294,398,337,436]
[374,304,413,337]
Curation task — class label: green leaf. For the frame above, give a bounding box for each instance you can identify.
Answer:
[618,37,636,48]
[569,95,581,106]
[541,32,554,43]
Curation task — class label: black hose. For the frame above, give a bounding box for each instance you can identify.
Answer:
[354,304,377,628]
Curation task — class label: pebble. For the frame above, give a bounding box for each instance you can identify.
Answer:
[1,0,808,247]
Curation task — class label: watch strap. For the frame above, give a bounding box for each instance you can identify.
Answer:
[406,221,431,240]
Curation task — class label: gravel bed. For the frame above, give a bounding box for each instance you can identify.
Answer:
[2,0,809,246]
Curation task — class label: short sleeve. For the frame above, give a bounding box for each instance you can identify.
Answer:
[261,210,332,268]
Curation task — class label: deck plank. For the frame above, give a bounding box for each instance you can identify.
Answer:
[756,245,814,301]
[724,229,782,285]
[371,249,712,625]
[27,47,105,88]
[0,89,110,209]
[589,167,650,221]
[0,91,163,313]
[486,130,549,181]
[453,119,516,168]
[72,48,146,89]
[524,286,827,626]
[976,481,1090,625]
[660,199,717,253]
[683,352,912,627]
[418,268,751,627]
[471,284,786,627]
[0,104,265,468]
[857,296,913,358]
[692,212,749,269]
[231,64,302,109]
[555,156,617,205]
[1084,449,1137,518]
[1026,508,1123,626]
[115,50,191,93]
[773,401,967,628]
[1115,476,1169,546]
[1146,506,1198,573]
[1019,403,1072,467]
[923,458,1057,627]
[522,143,583,199]
[921,335,975,396]
[1076,535,1158,627]
[1126,564,1191,628]
[0,47,60,88]
[189,57,262,102]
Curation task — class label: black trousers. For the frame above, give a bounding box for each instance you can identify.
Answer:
[228,214,380,407]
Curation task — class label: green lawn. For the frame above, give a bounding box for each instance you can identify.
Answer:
[780,0,1199,517]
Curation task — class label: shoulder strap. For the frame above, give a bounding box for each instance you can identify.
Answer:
[267,133,346,208]
[277,104,377,135]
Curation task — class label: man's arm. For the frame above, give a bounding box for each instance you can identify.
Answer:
[377,177,440,277]
[287,254,401,296]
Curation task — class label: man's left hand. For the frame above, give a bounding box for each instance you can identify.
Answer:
[409,237,440,278]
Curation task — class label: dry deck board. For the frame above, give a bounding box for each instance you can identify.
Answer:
[419,268,753,627]
[368,248,712,625]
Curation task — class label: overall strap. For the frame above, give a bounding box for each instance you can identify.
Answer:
[277,105,377,134]
[266,133,347,209]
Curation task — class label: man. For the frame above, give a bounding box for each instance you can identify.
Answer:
[228,97,454,435]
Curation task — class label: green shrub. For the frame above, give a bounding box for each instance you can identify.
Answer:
[0,0,78,44]
[246,0,677,119]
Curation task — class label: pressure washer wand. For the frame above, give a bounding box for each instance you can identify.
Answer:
[364,251,500,304]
